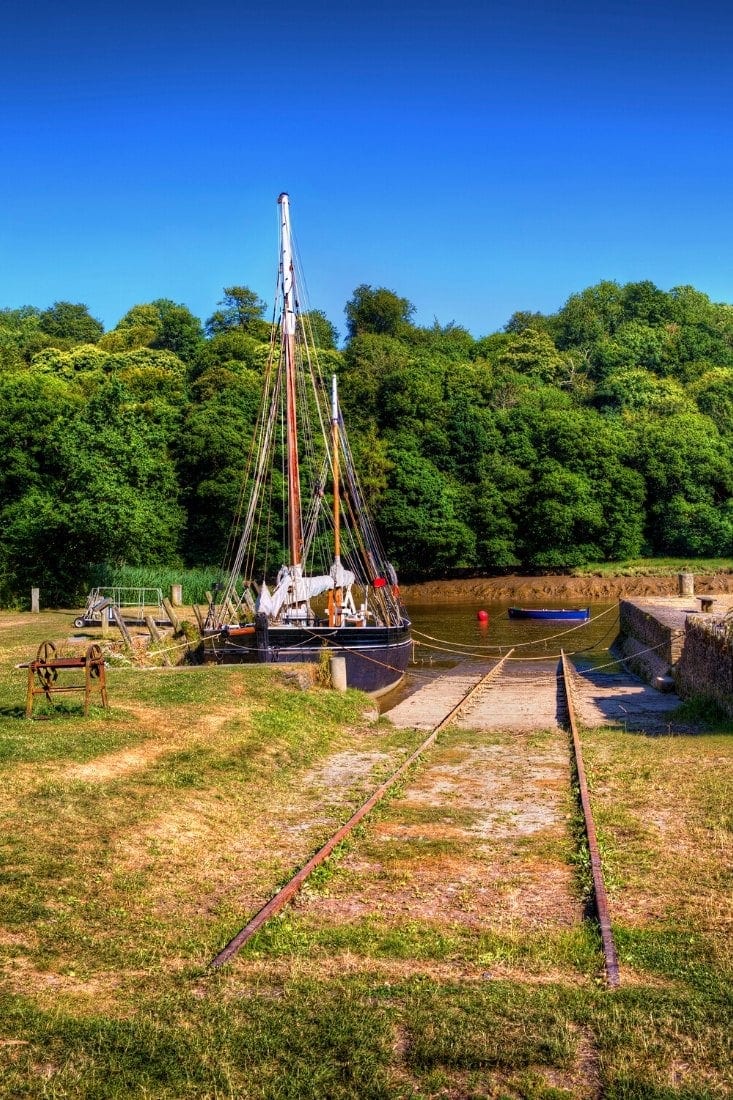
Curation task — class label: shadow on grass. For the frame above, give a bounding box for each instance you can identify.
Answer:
[0,701,107,721]
[0,705,29,719]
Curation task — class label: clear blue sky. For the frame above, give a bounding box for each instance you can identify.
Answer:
[1,0,731,338]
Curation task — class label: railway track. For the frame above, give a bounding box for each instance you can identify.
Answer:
[209,652,620,987]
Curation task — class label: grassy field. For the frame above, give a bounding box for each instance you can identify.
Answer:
[571,558,733,577]
[0,611,731,1098]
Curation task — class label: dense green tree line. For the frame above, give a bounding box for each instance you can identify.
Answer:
[1,278,732,601]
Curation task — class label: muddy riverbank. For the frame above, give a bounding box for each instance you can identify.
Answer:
[401,572,733,604]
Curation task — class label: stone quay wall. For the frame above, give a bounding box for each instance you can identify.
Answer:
[618,600,685,669]
[676,617,733,716]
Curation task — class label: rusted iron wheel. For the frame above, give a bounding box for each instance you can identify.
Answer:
[37,640,57,663]
[86,643,103,678]
[35,640,58,695]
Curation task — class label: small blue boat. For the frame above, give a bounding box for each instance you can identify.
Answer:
[508,607,590,621]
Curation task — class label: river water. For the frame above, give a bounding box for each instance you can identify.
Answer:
[381,598,620,711]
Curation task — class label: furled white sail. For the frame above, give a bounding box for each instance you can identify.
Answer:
[269,565,335,619]
[330,561,355,589]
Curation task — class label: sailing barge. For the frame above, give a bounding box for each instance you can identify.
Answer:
[204,194,411,695]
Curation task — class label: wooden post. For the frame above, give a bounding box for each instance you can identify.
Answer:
[111,606,133,647]
[330,655,347,691]
[192,605,204,631]
[161,598,181,633]
[170,583,183,607]
[145,615,171,665]
[144,614,162,643]
[678,573,694,597]
[31,588,40,613]
[101,606,110,638]
[25,667,34,717]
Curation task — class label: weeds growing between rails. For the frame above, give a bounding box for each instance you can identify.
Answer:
[0,610,731,1098]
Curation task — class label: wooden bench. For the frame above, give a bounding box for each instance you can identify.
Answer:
[25,641,109,718]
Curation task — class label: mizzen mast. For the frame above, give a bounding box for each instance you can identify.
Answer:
[278,192,303,567]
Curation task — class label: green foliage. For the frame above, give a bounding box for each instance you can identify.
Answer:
[0,373,184,603]
[38,300,104,344]
[303,308,339,349]
[1,276,733,600]
[109,299,204,362]
[344,284,414,340]
[691,367,733,433]
[89,564,220,606]
[205,284,269,339]
[379,447,476,576]
[176,363,263,563]
[596,368,690,414]
[656,496,733,557]
[499,328,566,383]
[0,306,52,368]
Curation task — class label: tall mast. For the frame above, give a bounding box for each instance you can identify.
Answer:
[278,192,302,567]
[329,373,343,628]
[332,374,341,564]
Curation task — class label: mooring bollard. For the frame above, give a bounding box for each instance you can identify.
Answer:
[170,584,183,607]
[31,588,39,614]
[678,572,694,597]
[330,655,347,691]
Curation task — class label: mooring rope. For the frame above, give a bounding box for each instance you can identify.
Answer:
[412,603,618,652]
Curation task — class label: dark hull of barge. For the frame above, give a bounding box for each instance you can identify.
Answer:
[204,620,412,696]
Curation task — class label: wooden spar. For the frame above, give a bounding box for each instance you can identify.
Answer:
[332,375,341,562]
[330,374,342,627]
[279,193,303,567]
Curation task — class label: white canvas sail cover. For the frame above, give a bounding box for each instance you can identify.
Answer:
[269,565,334,619]
[330,561,355,590]
[261,563,357,620]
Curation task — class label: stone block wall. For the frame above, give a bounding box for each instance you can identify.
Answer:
[676,617,733,716]
[618,600,685,668]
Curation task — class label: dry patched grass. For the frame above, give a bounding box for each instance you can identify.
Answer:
[298,727,582,934]
[62,742,170,782]
[583,729,733,933]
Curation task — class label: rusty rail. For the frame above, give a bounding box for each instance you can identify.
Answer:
[560,650,620,988]
[209,649,514,969]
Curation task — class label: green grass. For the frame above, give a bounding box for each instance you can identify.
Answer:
[672,694,733,730]
[571,557,733,577]
[0,611,732,1098]
[88,564,223,605]
[247,914,601,972]
[3,977,729,1099]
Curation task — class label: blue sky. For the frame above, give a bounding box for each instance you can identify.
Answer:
[1,0,732,338]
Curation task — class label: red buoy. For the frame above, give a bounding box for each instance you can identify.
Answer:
[476,609,489,622]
